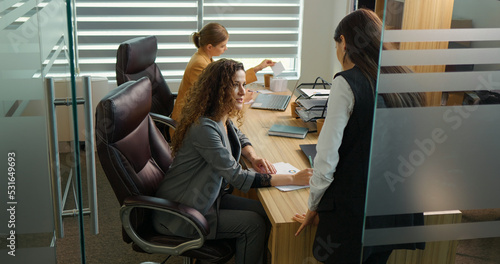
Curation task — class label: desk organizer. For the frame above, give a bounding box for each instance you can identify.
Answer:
[294,77,331,122]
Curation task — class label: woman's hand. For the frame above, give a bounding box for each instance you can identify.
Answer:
[243,89,254,103]
[293,168,313,185]
[293,209,318,236]
[254,59,276,72]
[251,157,277,174]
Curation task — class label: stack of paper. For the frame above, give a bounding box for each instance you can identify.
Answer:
[299,88,330,98]
[297,98,328,110]
[296,108,326,122]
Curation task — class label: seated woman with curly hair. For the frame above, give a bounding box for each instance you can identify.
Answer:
[153,58,312,264]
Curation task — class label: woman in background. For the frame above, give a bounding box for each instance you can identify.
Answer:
[293,9,425,264]
[171,22,275,122]
[155,59,312,264]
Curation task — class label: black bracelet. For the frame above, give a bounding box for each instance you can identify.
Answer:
[251,173,272,188]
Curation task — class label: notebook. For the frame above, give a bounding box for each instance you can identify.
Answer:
[268,124,308,139]
[251,93,291,111]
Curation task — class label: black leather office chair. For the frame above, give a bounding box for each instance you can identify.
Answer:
[116,35,177,140]
[95,77,234,263]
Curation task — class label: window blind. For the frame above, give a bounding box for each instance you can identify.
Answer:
[203,0,301,77]
[75,0,301,82]
[75,0,198,81]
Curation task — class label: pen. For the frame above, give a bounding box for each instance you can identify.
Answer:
[247,89,260,93]
[308,155,314,168]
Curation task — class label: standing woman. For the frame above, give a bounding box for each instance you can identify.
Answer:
[154,59,312,264]
[293,9,424,264]
[171,22,275,122]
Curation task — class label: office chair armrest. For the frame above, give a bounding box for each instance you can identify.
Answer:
[123,195,209,235]
[150,112,176,129]
[120,195,209,255]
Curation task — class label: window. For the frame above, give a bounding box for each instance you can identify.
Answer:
[203,0,300,78]
[74,0,301,82]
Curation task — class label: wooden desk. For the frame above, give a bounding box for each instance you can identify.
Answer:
[237,91,461,264]
[239,94,317,168]
[238,92,320,263]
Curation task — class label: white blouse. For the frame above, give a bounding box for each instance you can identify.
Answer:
[308,76,354,211]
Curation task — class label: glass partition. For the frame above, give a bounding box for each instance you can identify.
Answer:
[0,1,85,263]
[363,0,500,263]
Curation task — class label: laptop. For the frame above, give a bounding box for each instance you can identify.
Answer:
[251,93,291,111]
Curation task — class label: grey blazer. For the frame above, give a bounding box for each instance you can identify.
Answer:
[153,117,257,239]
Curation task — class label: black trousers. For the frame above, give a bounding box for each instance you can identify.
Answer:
[214,193,271,264]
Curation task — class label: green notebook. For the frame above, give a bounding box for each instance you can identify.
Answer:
[268,124,308,139]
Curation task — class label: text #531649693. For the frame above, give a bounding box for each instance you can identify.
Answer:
[7,152,16,257]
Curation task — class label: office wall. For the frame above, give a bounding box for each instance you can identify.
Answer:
[453,0,500,29]
[298,0,349,86]
[452,0,500,71]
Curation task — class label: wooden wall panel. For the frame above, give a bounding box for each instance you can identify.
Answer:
[376,0,456,106]
[400,0,455,106]
[387,211,462,264]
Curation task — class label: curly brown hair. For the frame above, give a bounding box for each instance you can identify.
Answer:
[171,59,245,154]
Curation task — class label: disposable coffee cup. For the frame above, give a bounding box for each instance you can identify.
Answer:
[316,119,325,134]
[291,102,299,118]
[264,74,273,88]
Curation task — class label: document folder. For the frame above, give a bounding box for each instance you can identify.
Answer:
[268,124,308,139]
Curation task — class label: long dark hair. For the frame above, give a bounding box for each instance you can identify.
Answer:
[380,66,427,107]
[334,9,426,107]
[172,59,245,154]
[334,9,383,86]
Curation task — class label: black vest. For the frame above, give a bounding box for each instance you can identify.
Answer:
[317,66,374,214]
[313,67,424,263]
[313,66,374,263]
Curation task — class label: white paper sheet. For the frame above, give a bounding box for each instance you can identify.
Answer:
[256,89,273,94]
[271,61,285,77]
[249,162,309,192]
[300,88,330,97]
